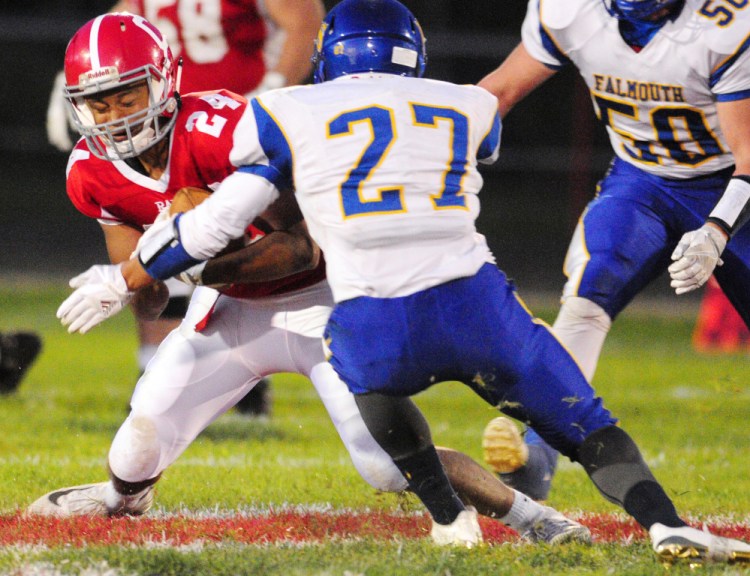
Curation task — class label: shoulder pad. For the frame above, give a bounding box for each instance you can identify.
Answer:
[538,0,592,30]
[693,0,750,56]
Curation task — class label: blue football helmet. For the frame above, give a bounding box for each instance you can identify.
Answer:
[607,0,683,21]
[312,0,426,84]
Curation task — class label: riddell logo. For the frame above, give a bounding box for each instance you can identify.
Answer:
[80,66,119,85]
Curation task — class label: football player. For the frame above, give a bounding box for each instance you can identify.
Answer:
[475,0,750,509]
[55,0,750,562]
[46,0,326,417]
[29,12,592,547]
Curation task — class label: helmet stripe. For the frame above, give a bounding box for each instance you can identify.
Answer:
[132,14,170,56]
[88,14,106,70]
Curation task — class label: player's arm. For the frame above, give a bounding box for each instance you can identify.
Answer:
[136,95,295,286]
[57,177,284,335]
[478,43,557,118]
[199,190,319,286]
[719,95,750,179]
[120,170,281,291]
[100,222,169,320]
[706,97,750,237]
[669,97,750,293]
[262,0,325,87]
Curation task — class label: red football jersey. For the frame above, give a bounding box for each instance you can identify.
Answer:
[66,89,324,298]
[122,0,267,95]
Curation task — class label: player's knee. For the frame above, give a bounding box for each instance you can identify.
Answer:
[553,297,612,381]
[108,415,162,483]
[351,453,408,492]
[337,415,408,492]
[347,438,408,492]
[554,297,611,334]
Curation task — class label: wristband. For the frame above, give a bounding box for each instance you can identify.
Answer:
[139,214,202,280]
[708,176,750,237]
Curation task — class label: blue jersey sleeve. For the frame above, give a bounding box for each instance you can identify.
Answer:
[244,99,294,190]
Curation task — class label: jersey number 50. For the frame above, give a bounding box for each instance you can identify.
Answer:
[699,0,748,27]
[594,94,723,167]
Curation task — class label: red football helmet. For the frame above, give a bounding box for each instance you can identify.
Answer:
[63,12,179,160]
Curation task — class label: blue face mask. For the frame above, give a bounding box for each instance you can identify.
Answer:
[618,16,666,47]
[609,0,684,48]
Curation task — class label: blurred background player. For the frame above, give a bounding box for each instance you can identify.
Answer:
[692,278,750,353]
[74,0,750,562]
[477,0,750,503]
[45,0,325,417]
[30,12,591,547]
[0,331,42,394]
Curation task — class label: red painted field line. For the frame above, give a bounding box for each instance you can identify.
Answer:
[2,512,748,547]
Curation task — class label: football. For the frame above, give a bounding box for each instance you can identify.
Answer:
[168,187,249,254]
[168,187,213,215]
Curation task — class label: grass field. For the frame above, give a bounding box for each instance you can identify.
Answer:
[1,279,749,575]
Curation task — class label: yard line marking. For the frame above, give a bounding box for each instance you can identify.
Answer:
[6,512,750,547]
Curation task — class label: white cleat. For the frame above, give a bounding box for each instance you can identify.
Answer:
[430,506,483,548]
[482,417,529,474]
[650,523,750,565]
[521,507,591,545]
[26,482,154,517]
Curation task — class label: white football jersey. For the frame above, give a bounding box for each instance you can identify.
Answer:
[523,0,750,178]
[229,74,501,302]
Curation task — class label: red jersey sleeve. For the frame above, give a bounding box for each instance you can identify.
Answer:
[66,145,115,222]
[167,90,248,192]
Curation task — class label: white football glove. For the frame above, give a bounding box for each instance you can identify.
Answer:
[668,224,727,295]
[47,70,75,152]
[57,265,133,334]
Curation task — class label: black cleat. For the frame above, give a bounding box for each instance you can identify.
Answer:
[0,332,42,394]
[235,377,273,417]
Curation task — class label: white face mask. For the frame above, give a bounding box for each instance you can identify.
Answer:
[66,67,178,161]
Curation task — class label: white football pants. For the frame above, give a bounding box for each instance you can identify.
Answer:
[109,281,407,492]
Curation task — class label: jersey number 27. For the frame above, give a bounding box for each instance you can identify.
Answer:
[328,104,470,218]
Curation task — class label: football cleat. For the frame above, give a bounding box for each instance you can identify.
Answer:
[521,507,592,545]
[430,506,483,548]
[234,378,273,418]
[26,482,154,517]
[0,332,42,394]
[482,416,529,474]
[651,523,750,565]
